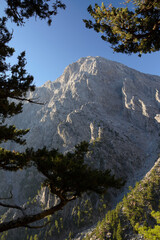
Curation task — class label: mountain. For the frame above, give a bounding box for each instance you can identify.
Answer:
[4,56,160,174]
[1,56,160,239]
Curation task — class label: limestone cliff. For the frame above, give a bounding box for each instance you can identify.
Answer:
[1,56,160,239]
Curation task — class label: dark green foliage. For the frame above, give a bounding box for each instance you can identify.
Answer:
[5,0,66,25]
[0,142,125,233]
[84,0,160,56]
[0,17,35,116]
[29,141,125,199]
[0,16,35,146]
[0,147,32,170]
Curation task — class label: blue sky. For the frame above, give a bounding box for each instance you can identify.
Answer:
[2,0,160,86]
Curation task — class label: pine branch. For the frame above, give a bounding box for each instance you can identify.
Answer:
[0,199,67,232]
[10,96,45,105]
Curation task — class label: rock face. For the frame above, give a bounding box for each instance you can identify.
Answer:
[1,56,160,239]
[4,56,160,174]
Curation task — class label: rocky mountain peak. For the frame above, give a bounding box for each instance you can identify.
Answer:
[2,56,160,174]
[1,56,160,240]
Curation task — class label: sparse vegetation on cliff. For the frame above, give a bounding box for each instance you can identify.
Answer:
[84,159,160,240]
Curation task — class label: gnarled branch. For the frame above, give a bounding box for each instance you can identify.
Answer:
[0,198,68,232]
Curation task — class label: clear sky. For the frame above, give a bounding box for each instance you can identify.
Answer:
[2,0,160,86]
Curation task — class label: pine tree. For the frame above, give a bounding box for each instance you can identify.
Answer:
[0,16,35,168]
[84,0,160,56]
